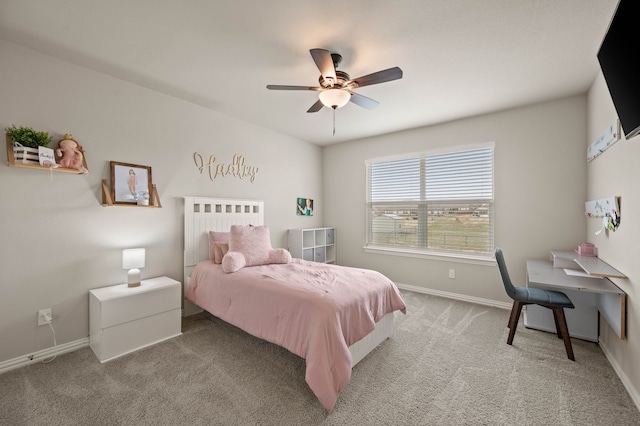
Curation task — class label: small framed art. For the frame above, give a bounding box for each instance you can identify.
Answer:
[110,161,152,205]
[297,198,313,216]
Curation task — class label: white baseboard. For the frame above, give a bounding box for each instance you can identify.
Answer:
[599,338,640,413]
[0,337,89,375]
[395,282,512,310]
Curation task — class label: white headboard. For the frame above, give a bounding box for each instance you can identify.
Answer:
[183,197,264,313]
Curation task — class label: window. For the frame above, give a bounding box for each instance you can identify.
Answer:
[366,144,494,260]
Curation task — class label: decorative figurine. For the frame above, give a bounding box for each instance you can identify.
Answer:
[55,134,88,173]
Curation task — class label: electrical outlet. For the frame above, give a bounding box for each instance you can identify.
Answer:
[448,269,455,279]
[38,308,52,326]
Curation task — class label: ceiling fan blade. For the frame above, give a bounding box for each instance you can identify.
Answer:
[266,85,321,91]
[349,67,403,88]
[348,91,380,110]
[307,99,324,113]
[310,48,337,84]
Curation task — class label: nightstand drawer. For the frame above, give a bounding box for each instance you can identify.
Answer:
[98,308,181,361]
[100,284,179,328]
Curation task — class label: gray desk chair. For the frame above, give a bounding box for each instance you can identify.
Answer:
[495,248,575,361]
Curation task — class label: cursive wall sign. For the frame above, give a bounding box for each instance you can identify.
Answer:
[194,153,259,183]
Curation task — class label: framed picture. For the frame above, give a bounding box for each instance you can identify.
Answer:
[110,161,152,205]
[296,197,313,216]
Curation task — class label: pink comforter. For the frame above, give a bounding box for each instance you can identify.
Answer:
[186,258,406,411]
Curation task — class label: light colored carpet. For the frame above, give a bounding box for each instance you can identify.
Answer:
[1,290,638,425]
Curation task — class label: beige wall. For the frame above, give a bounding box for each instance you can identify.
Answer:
[0,40,324,363]
[323,96,588,304]
[588,73,640,404]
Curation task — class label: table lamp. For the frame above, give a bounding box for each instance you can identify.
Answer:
[122,248,145,287]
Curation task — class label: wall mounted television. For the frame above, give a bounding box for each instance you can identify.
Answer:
[597,0,640,140]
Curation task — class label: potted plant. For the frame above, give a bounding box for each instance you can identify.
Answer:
[5,125,52,164]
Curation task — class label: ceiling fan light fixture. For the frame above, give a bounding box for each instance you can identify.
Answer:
[319,89,350,109]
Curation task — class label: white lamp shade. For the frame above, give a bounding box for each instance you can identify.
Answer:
[123,248,145,287]
[122,248,145,269]
[319,89,351,109]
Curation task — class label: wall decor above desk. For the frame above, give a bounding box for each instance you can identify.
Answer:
[585,196,620,233]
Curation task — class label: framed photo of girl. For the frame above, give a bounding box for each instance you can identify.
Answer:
[110,161,152,205]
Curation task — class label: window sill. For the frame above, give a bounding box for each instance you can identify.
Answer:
[363,245,496,266]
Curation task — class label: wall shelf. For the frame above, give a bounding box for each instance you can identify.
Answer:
[101,179,162,208]
[6,135,89,174]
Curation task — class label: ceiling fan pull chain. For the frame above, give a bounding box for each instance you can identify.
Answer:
[333,107,336,136]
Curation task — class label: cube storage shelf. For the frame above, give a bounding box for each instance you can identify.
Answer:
[288,227,336,264]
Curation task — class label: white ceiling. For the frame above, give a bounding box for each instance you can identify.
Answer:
[0,0,618,146]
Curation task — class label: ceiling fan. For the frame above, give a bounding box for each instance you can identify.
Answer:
[267,48,403,114]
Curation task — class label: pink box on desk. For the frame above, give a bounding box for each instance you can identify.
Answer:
[576,243,597,257]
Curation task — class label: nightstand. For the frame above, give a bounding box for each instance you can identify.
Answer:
[89,276,182,362]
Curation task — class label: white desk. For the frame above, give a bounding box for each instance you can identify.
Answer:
[524,252,626,342]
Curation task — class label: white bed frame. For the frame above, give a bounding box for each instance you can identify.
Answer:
[183,196,394,367]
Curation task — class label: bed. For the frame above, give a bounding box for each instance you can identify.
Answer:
[183,196,406,411]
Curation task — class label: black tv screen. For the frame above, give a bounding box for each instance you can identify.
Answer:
[597,0,640,140]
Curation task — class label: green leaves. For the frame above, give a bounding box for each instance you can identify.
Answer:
[5,125,52,148]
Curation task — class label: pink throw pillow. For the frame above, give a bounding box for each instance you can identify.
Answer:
[211,242,229,264]
[209,231,230,261]
[221,225,291,273]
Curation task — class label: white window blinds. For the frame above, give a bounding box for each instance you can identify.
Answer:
[366,145,494,257]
